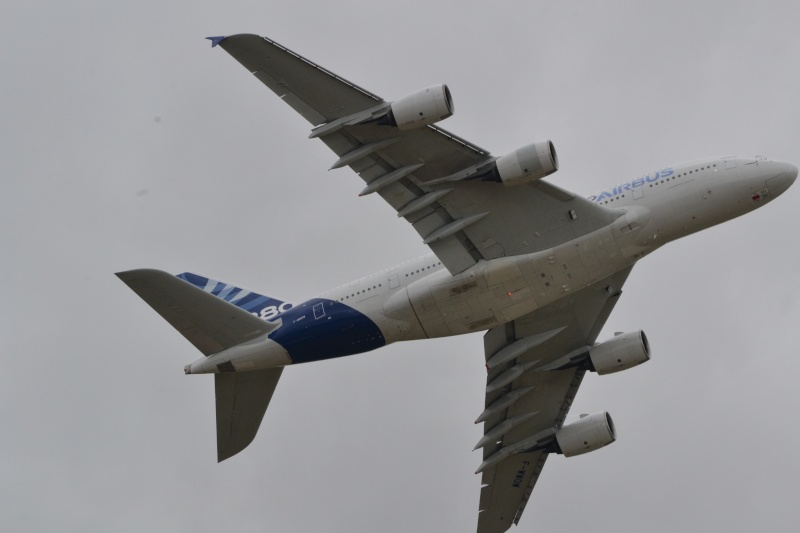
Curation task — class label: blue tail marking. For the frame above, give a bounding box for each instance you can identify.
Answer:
[176,272,293,320]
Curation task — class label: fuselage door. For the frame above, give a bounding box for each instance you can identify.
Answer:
[313,302,326,319]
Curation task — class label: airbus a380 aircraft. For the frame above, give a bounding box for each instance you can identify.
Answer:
[117,35,797,533]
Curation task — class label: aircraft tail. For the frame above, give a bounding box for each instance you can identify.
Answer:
[117,269,289,461]
[215,367,283,461]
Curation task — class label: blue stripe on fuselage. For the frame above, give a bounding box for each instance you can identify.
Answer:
[268,298,385,364]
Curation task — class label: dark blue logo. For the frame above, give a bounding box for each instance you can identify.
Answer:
[588,167,673,202]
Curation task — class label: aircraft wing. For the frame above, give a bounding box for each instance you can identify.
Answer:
[475,266,633,533]
[214,35,620,275]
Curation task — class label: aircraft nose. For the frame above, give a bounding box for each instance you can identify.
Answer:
[767,162,798,198]
[787,162,798,184]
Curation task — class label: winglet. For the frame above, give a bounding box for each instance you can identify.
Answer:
[206,36,226,48]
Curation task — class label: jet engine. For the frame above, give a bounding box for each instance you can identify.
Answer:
[379,84,454,130]
[555,411,616,457]
[492,142,558,186]
[589,330,651,375]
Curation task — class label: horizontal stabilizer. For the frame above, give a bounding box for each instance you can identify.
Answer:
[216,367,283,461]
[116,269,280,356]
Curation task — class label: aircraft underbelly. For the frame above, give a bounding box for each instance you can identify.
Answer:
[407,224,634,338]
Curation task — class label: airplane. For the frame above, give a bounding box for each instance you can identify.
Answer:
[116,34,797,533]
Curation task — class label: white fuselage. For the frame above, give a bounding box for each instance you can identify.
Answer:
[320,156,796,344]
[189,156,796,373]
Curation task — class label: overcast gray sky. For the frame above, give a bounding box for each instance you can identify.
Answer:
[3,1,800,531]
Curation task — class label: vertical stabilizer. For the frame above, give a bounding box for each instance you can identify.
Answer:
[215,368,284,461]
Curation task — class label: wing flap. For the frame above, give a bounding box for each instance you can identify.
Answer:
[116,269,277,356]
[216,367,283,461]
[312,118,620,276]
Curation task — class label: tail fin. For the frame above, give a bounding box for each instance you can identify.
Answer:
[216,367,283,462]
[117,269,288,461]
[172,273,291,461]
[176,272,293,320]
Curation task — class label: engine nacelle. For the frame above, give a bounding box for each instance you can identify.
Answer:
[494,141,558,186]
[555,411,616,457]
[589,330,651,375]
[381,84,454,130]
